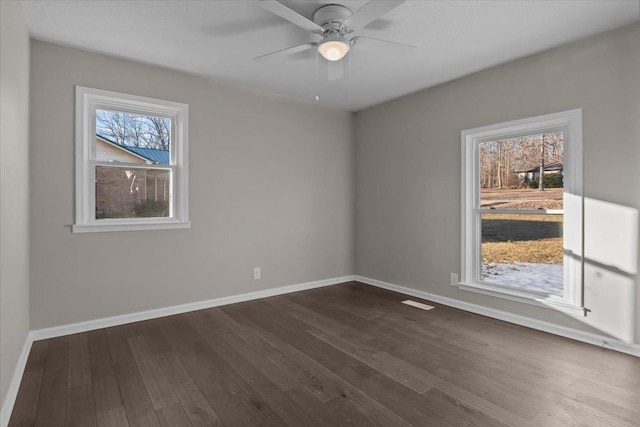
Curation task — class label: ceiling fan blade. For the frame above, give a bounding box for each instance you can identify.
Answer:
[254,42,316,60]
[258,0,323,33]
[343,0,405,31]
[351,36,417,49]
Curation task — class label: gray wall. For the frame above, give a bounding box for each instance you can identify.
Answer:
[30,41,355,329]
[356,23,640,344]
[0,1,31,408]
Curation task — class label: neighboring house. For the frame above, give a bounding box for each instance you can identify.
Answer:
[515,161,563,184]
[95,135,170,218]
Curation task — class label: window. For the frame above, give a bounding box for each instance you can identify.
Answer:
[74,86,189,233]
[461,109,584,314]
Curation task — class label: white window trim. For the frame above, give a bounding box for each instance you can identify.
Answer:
[73,86,190,233]
[460,109,584,315]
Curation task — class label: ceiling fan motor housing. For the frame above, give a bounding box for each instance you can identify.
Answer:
[313,4,353,33]
[254,0,410,62]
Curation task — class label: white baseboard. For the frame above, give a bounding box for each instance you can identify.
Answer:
[31,275,356,341]
[1,275,355,426]
[0,336,33,427]
[356,275,640,358]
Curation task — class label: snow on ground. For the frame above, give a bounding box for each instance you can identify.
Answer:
[482,262,563,295]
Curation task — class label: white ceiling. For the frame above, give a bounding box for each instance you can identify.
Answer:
[21,0,639,111]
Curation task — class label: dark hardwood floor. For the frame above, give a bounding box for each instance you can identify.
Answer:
[9,282,640,426]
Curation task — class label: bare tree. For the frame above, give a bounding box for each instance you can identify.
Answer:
[96,110,170,150]
[479,131,564,190]
[148,116,170,150]
[97,111,127,145]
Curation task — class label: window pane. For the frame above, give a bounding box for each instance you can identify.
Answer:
[480,132,563,210]
[96,109,170,165]
[96,166,170,219]
[481,213,563,295]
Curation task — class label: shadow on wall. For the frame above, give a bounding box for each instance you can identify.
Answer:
[560,198,638,344]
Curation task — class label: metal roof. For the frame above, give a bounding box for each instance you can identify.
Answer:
[97,134,169,164]
[124,146,169,165]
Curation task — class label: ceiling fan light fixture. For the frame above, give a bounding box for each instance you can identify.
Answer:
[317,38,350,61]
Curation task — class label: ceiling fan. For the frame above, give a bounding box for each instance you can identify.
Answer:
[255,0,414,62]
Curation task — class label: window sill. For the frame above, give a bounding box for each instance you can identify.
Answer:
[458,281,585,316]
[72,220,191,233]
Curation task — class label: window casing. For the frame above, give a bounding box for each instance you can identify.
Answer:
[74,86,190,233]
[460,109,584,314]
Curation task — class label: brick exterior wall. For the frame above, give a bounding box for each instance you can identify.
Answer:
[96,166,169,218]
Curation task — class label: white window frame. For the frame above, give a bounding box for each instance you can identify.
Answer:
[460,109,584,315]
[73,86,190,233]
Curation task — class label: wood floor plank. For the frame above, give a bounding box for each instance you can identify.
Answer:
[106,326,161,427]
[557,392,640,426]
[367,331,548,419]
[281,303,436,394]
[331,365,452,427]
[158,314,283,426]
[569,376,640,410]
[220,304,365,411]
[8,340,49,427]
[170,387,222,427]
[375,311,577,390]
[229,300,418,426]
[555,396,636,427]
[66,333,97,427]
[186,310,323,427]
[127,335,179,412]
[95,408,129,427]
[205,309,372,427]
[34,336,68,427]
[155,401,192,427]
[9,281,640,427]
[88,330,129,427]
[201,310,299,392]
[152,351,198,398]
[154,349,223,426]
[137,320,173,355]
[420,387,510,427]
[311,328,434,394]
[201,309,355,426]
[66,383,97,427]
[265,342,346,403]
[67,333,92,389]
[222,302,382,423]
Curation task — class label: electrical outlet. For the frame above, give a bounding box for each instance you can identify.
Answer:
[450,273,459,286]
[253,267,261,280]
